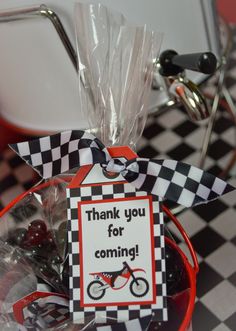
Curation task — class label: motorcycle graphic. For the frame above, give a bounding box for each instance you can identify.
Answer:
[87,261,149,300]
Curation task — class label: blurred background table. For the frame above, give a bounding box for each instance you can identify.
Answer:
[0,1,236,330]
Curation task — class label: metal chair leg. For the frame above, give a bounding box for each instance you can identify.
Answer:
[222,85,236,120]
[199,64,226,168]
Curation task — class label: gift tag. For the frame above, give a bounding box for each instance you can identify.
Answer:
[67,147,167,324]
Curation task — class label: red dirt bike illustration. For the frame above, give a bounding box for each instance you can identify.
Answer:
[87,261,149,300]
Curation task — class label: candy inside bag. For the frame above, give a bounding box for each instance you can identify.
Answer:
[0,240,72,330]
[0,177,71,295]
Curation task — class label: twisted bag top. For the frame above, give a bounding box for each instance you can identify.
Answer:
[10,130,234,208]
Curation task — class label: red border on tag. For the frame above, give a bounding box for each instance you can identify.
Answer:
[78,196,156,308]
[13,291,68,324]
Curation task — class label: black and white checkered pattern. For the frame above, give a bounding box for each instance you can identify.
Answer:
[10,131,235,209]
[10,130,109,179]
[67,165,167,324]
[0,148,37,210]
[92,314,153,331]
[40,304,69,327]
[23,301,70,330]
[125,158,234,207]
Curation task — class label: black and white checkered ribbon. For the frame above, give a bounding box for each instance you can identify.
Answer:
[92,314,153,331]
[10,130,234,208]
[22,295,151,331]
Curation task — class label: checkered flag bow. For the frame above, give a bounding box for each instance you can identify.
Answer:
[10,130,235,208]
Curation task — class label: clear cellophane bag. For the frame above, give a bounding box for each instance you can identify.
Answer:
[0,3,177,330]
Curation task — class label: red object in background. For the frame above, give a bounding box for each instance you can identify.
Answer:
[0,124,22,151]
[217,0,236,24]
[0,118,30,152]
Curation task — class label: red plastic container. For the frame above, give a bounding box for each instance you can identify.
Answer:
[162,206,198,331]
[0,179,198,331]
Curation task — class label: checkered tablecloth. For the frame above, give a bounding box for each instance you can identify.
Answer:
[139,105,236,331]
[0,148,38,210]
[1,29,236,331]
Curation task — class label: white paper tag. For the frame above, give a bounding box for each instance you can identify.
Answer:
[67,146,167,324]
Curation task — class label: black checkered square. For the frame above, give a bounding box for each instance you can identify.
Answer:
[41,305,69,326]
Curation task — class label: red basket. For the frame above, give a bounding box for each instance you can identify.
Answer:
[162,206,198,331]
[0,179,198,331]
